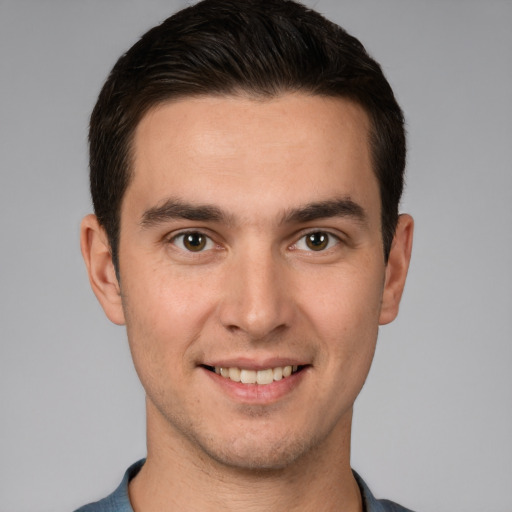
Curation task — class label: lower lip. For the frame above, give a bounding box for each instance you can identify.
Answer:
[202,367,308,404]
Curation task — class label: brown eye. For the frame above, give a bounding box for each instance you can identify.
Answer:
[305,232,329,251]
[173,232,213,252]
[183,232,206,251]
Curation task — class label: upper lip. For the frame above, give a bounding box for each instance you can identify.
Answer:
[202,357,309,370]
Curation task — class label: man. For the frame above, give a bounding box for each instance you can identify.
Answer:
[78,0,414,510]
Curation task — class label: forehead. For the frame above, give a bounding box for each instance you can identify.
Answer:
[126,93,379,223]
[134,93,371,164]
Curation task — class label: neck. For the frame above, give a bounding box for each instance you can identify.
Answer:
[129,401,362,512]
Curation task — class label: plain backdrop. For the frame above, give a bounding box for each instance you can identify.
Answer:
[1,1,511,511]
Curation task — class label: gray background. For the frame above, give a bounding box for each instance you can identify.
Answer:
[1,1,511,511]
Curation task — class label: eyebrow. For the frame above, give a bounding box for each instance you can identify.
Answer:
[280,198,367,225]
[140,198,228,228]
[139,196,367,229]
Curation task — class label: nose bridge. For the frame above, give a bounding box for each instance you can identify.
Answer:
[219,240,291,339]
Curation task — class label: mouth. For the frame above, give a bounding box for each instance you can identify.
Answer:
[201,364,307,385]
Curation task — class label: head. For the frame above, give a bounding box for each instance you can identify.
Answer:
[82,0,413,473]
[89,0,405,274]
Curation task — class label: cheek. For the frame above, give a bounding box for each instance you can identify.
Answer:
[300,265,383,378]
[120,261,219,371]
[301,264,384,335]
[122,251,213,324]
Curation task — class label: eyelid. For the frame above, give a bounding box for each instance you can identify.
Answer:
[290,229,342,252]
[168,230,216,252]
[165,228,344,254]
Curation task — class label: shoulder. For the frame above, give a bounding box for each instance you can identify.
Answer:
[73,459,145,512]
[353,470,416,512]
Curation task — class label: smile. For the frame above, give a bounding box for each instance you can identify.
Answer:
[204,365,304,385]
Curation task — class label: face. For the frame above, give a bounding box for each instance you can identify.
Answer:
[83,93,412,471]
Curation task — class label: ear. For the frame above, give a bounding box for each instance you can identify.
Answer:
[80,214,125,325]
[379,214,414,325]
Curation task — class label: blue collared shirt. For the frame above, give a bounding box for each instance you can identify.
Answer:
[75,459,415,512]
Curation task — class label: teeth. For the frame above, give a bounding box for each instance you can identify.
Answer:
[214,365,300,385]
[228,367,241,382]
[256,369,274,385]
[240,369,257,384]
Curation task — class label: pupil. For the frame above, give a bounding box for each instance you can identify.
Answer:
[307,232,328,251]
[185,233,205,251]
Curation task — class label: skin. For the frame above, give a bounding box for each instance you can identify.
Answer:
[81,93,413,512]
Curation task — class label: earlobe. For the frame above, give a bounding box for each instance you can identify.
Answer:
[379,214,414,326]
[80,214,126,325]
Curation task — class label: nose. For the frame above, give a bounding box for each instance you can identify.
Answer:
[218,247,294,340]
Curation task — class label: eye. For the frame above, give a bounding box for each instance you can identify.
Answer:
[171,231,215,252]
[294,231,340,252]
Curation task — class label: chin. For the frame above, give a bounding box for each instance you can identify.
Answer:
[147,388,351,473]
[192,425,327,472]
[206,444,305,472]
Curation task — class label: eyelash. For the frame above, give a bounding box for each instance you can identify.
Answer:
[291,231,341,252]
[170,231,216,253]
[169,230,341,253]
